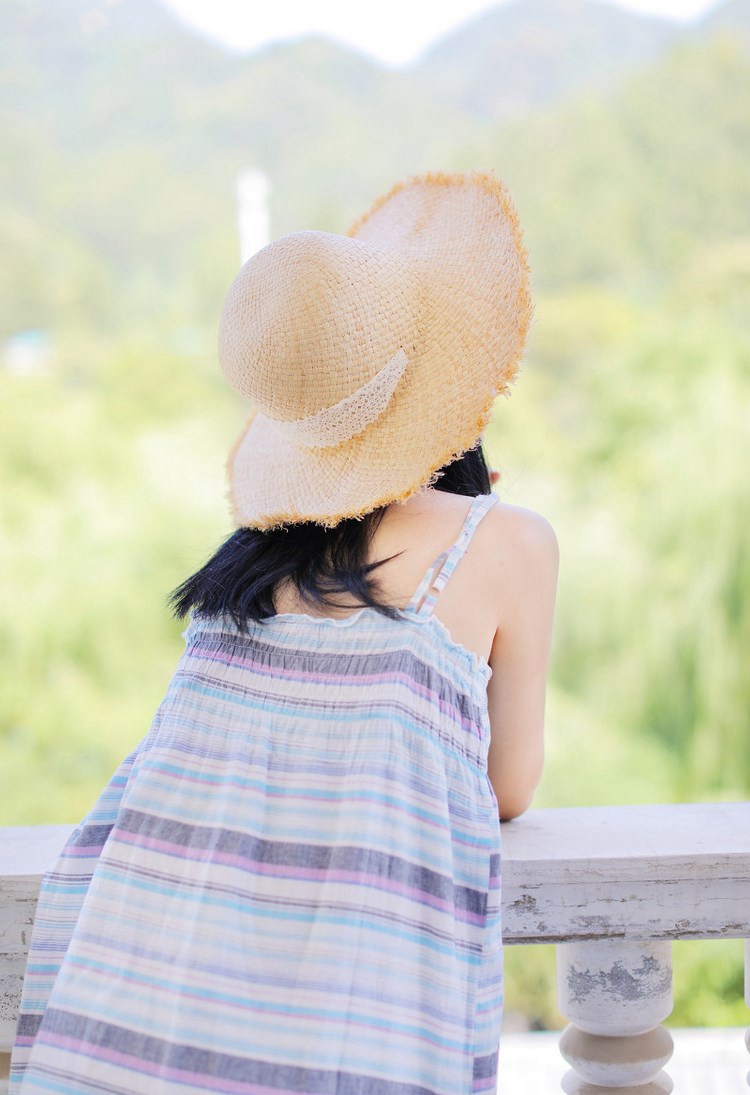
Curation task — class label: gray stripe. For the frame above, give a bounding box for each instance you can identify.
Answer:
[74,823,114,848]
[184,631,488,766]
[17,1013,43,1038]
[189,624,485,718]
[40,1007,463,1095]
[117,807,491,917]
[474,1049,500,1080]
[181,663,487,776]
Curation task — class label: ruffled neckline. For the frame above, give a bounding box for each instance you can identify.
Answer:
[184,606,492,685]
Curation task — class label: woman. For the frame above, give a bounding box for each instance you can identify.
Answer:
[10,170,559,1095]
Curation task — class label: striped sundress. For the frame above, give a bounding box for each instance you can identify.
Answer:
[10,491,503,1095]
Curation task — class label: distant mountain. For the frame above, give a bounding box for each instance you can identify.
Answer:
[409,0,677,121]
[0,0,484,333]
[196,34,486,234]
[488,33,750,288]
[1,0,748,338]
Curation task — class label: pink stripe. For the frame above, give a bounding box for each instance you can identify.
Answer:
[121,761,488,851]
[111,829,486,927]
[38,1002,470,1089]
[192,647,483,739]
[36,1029,298,1094]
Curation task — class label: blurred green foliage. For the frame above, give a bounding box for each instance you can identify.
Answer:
[491,278,750,1030]
[1,0,748,1033]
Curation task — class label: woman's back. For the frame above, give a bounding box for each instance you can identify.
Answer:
[11,492,510,1095]
[273,487,501,665]
[275,486,558,820]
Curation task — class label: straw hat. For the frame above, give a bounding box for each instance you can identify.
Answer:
[218,169,533,530]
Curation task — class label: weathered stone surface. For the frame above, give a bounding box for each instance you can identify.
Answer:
[556,940,674,1092]
[0,809,748,1090]
[560,1023,673,1084]
[557,940,673,1036]
[502,803,750,944]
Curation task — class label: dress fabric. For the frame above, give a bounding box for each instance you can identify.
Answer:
[9,492,503,1095]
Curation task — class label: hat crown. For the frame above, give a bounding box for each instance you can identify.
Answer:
[218,231,415,422]
[221,170,534,529]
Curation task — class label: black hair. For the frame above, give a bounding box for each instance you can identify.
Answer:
[168,442,493,632]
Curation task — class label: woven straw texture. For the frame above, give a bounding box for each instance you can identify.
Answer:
[219,169,533,529]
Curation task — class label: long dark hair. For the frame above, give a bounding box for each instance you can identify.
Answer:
[168,442,493,631]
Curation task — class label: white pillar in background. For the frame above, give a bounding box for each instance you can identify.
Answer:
[237,169,271,266]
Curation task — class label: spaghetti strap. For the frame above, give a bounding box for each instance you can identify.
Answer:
[405,492,499,619]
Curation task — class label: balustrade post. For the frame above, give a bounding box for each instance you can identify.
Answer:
[1,966,20,1095]
[556,939,673,1093]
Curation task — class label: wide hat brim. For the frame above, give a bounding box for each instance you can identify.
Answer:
[226,169,533,529]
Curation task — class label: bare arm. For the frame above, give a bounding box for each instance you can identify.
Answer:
[486,506,560,821]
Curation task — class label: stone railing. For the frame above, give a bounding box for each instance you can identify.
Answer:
[1,803,749,1093]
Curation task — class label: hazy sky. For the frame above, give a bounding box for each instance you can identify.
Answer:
[160,0,722,67]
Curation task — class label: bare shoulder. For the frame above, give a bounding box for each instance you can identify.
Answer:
[487,499,559,554]
[408,490,559,579]
[480,500,560,604]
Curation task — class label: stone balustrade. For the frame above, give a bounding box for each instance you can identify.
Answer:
[1,803,749,1093]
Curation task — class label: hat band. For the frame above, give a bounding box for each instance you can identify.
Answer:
[262,348,408,449]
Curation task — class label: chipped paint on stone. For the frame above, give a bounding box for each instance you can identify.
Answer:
[558,941,673,1039]
[566,953,672,1005]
